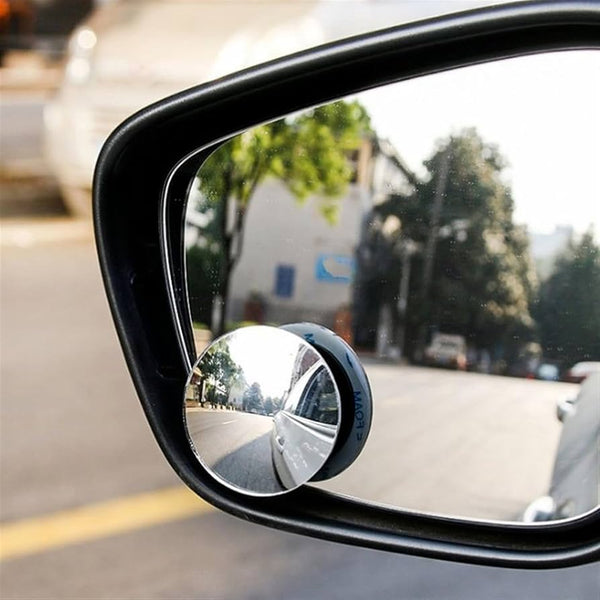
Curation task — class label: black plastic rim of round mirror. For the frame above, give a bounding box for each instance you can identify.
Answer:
[281,323,373,482]
[183,325,342,497]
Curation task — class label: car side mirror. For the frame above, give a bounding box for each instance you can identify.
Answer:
[94,1,600,568]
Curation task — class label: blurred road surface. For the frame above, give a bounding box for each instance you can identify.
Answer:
[1,227,598,599]
[319,364,576,521]
[0,93,46,165]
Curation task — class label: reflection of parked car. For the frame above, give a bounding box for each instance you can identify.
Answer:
[271,362,338,489]
[523,373,600,522]
[423,333,467,370]
[562,361,600,384]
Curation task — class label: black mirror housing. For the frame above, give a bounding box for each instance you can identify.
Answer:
[94,0,600,568]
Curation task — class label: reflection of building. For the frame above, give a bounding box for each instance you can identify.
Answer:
[185,368,203,406]
[185,367,229,408]
[227,377,247,410]
[529,225,573,280]
[224,137,416,330]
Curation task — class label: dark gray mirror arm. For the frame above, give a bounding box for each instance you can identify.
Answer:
[94,1,600,568]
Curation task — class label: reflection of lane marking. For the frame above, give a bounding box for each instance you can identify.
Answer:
[0,486,213,562]
[197,419,238,432]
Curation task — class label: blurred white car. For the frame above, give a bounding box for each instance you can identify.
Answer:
[44,0,483,217]
[43,0,327,216]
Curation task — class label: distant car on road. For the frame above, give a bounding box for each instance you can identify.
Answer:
[423,333,467,370]
[535,362,560,381]
[562,361,600,384]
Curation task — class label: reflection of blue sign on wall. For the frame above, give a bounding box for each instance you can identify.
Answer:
[315,254,355,283]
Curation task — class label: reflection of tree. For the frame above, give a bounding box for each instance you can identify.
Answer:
[200,341,241,407]
[355,129,537,365]
[263,397,275,415]
[242,382,264,414]
[187,100,372,334]
[534,231,600,367]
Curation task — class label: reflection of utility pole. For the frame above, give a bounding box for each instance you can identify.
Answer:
[416,147,451,360]
[397,240,418,360]
[375,304,393,359]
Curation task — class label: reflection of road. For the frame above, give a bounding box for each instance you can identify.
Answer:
[316,364,579,521]
[186,410,284,493]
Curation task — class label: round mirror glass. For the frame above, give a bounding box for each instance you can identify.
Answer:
[184,325,341,496]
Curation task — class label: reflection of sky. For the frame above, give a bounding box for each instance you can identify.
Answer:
[227,327,305,399]
[357,51,600,235]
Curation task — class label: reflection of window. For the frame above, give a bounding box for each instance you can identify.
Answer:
[274,264,295,298]
[282,388,298,414]
[295,367,338,425]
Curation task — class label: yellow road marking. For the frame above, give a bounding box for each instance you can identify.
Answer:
[0,486,213,562]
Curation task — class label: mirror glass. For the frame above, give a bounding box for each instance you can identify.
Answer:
[184,325,340,496]
[183,51,600,521]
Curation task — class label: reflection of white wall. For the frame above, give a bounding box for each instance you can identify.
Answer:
[529,225,573,280]
[227,179,365,326]
[221,136,417,328]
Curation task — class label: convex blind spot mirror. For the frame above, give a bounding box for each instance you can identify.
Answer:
[184,324,372,496]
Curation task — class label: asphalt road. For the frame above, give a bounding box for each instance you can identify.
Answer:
[318,364,576,521]
[1,232,599,599]
[186,409,284,493]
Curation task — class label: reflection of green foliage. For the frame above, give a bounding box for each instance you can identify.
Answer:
[263,397,275,415]
[187,100,372,333]
[200,340,241,406]
[200,100,371,223]
[534,231,600,366]
[361,129,537,358]
[242,382,264,413]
